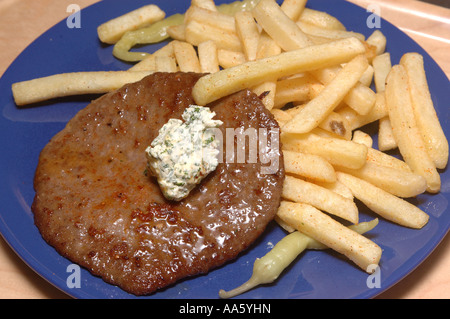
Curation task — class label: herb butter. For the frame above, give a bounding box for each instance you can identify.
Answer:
[145,105,223,201]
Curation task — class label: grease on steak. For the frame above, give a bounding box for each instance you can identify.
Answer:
[32,72,284,296]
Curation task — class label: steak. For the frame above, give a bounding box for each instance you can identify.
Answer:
[32,72,284,296]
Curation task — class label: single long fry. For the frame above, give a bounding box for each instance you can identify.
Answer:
[277,201,382,272]
[12,71,153,106]
[338,161,427,198]
[282,130,368,169]
[172,40,201,72]
[283,150,336,183]
[337,172,429,229]
[235,10,260,62]
[192,37,366,106]
[282,175,359,224]
[97,5,165,44]
[385,65,440,193]
[282,54,369,133]
[400,53,449,169]
[252,0,312,51]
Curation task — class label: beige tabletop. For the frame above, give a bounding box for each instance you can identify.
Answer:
[0,0,449,299]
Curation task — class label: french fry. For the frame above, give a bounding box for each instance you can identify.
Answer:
[385,65,440,193]
[217,49,246,69]
[282,175,359,224]
[372,52,391,93]
[280,0,308,21]
[252,0,312,51]
[198,40,220,73]
[270,109,292,127]
[378,117,397,151]
[12,71,153,106]
[155,56,178,72]
[400,53,449,169]
[282,54,369,134]
[172,40,201,73]
[283,150,336,183]
[337,172,429,229]
[97,4,165,44]
[297,21,365,41]
[352,130,373,148]
[235,11,260,62]
[166,24,186,41]
[366,30,386,56]
[365,146,411,172]
[191,0,218,12]
[129,42,174,71]
[298,8,346,31]
[251,81,277,110]
[315,180,354,200]
[339,91,387,131]
[318,111,352,140]
[277,201,382,272]
[337,161,427,198]
[281,130,368,170]
[185,5,236,33]
[185,20,242,52]
[273,74,313,108]
[311,63,377,116]
[192,37,366,106]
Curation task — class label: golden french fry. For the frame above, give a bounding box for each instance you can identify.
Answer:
[282,54,369,133]
[297,21,365,41]
[277,201,382,272]
[166,24,186,41]
[12,71,153,106]
[337,172,429,229]
[192,37,366,106]
[315,180,354,200]
[198,40,220,73]
[235,11,260,62]
[378,116,397,151]
[318,111,352,140]
[172,40,201,72]
[298,8,346,31]
[129,42,174,71]
[217,49,246,69]
[280,0,307,21]
[337,161,427,198]
[274,74,314,108]
[352,130,373,148]
[97,5,165,44]
[372,52,391,93]
[283,150,336,183]
[270,109,292,127]
[185,20,242,52]
[282,175,359,224]
[385,64,440,193]
[155,55,178,72]
[365,146,412,172]
[252,0,312,51]
[339,91,387,131]
[251,81,277,110]
[191,0,218,11]
[366,30,386,56]
[400,53,449,170]
[282,130,368,170]
[185,5,236,33]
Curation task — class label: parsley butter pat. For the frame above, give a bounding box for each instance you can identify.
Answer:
[145,105,223,201]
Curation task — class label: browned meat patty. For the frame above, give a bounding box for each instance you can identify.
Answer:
[32,72,284,296]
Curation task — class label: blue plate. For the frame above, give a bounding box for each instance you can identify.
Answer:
[0,0,448,299]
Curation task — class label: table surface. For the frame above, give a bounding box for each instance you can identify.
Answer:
[0,0,449,299]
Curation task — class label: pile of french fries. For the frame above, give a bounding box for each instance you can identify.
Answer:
[11,0,448,276]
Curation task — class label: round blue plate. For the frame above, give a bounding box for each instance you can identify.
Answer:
[0,0,448,299]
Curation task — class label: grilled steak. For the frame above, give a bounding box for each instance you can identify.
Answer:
[32,72,284,296]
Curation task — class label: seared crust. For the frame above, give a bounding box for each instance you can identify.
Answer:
[32,72,284,295]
